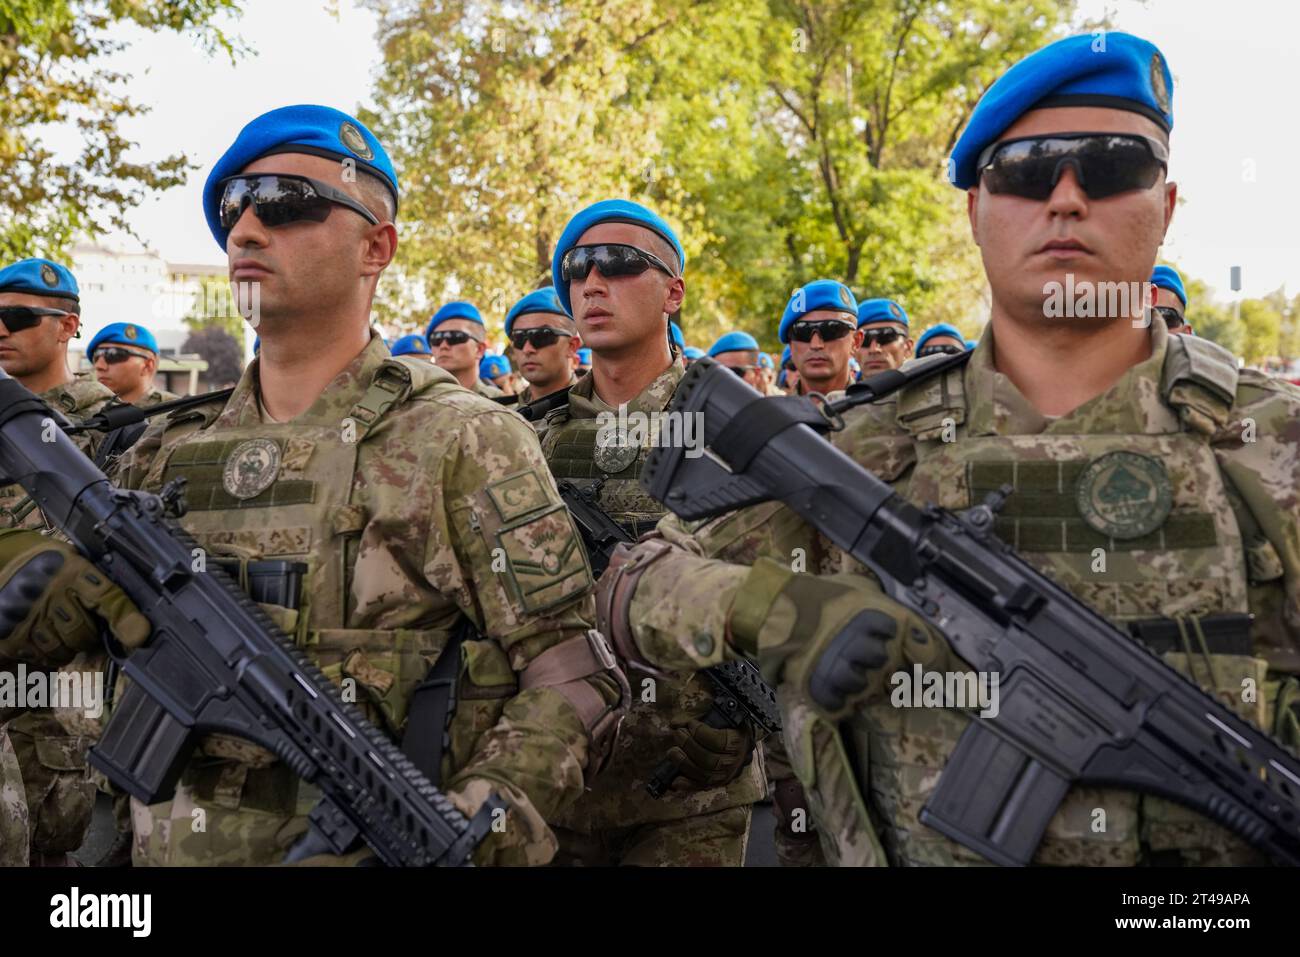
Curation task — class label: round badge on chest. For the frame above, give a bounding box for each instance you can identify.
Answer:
[223,438,282,501]
[593,429,639,475]
[1075,451,1173,540]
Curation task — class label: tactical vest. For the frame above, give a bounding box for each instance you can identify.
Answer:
[544,413,666,538]
[850,334,1277,867]
[129,358,517,864]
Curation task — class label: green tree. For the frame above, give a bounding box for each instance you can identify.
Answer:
[1182,274,1240,357]
[1237,298,1281,367]
[0,0,244,262]
[182,273,251,345]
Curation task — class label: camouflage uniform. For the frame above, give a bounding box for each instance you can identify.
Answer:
[138,388,179,406]
[112,334,624,866]
[0,375,115,864]
[621,321,1300,865]
[539,362,765,866]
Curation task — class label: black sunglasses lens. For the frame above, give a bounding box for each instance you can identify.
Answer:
[863,329,901,346]
[1154,306,1183,329]
[95,348,133,365]
[220,176,332,229]
[512,329,561,350]
[432,331,471,346]
[983,136,1162,200]
[0,307,46,333]
[791,321,853,343]
[919,344,964,357]
[563,245,653,283]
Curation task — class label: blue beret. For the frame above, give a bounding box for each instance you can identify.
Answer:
[669,321,685,348]
[757,352,774,370]
[202,105,397,250]
[780,345,792,367]
[1150,265,1186,306]
[252,335,260,354]
[778,280,859,344]
[576,347,592,365]
[87,322,159,357]
[0,258,79,301]
[965,339,978,350]
[480,354,511,379]
[426,301,484,337]
[916,323,967,353]
[682,346,705,360]
[504,289,567,336]
[949,32,1173,190]
[550,199,684,317]
[708,331,760,357]
[857,298,909,328]
[391,333,431,357]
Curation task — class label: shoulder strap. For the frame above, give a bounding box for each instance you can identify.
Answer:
[826,351,970,417]
[65,388,235,436]
[1161,334,1239,435]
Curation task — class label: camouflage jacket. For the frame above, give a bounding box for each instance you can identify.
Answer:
[623,320,1300,866]
[541,362,766,831]
[113,334,616,865]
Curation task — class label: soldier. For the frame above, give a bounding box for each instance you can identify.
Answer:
[480,353,516,395]
[1,105,629,867]
[86,322,177,406]
[778,345,799,394]
[596,32,1300,867]
[682,346,705,366]
[855,299,913,376]
[913,322,969,358]
[1151,265,1192,335]
[426,301,502,397]
[575,347,592,377]
[389,332,432,359]
[782,280,862,396]
[0,257,118,866]
[706,331,765,390]
[506,288,578,407]
[538,199,764,866]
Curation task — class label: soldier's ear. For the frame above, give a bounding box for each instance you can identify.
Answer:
[360,222,398,278]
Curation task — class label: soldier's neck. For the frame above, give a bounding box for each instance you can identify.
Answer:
[590,342,673,407]
[452,368,480,391]
[256,322,372,421]
[989,310,1153,417]
[117,381,150,405]
[21,360,73,397]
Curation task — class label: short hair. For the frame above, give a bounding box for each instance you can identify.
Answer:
[636,227,680,275]
[355,168,397,223]
[49,297,80,316]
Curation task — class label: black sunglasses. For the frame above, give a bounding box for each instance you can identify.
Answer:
[510,327,572,351]
[789,319,856,343]
[560,243,677,284]
[859,327,904,347]
[976,133,1169,201]
[1152,305,1184,329]
[917,343,966,358]
[429,329,481,347]
[92,346,151,365]
[218,174,380,232]
[0,305,68,334]
[728,365,757,377]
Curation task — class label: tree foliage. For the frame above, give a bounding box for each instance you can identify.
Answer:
[0,0,243,262]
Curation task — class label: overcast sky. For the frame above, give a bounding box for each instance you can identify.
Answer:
[62,0,1300,304]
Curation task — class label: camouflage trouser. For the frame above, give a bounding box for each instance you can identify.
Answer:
[762,735,826,867]
[1,710,95,861]
[551,804,751,866]
[0,727,30,865]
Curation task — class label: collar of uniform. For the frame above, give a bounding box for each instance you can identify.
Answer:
[567,360,684,420]
[223,330,392,427]
[967,319,1174,437]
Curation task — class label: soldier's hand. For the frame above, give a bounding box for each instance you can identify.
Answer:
[729,557,946,720]
[0,530,150,666]
[666,717,755,789]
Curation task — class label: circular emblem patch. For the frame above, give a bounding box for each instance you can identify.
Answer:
[593,429,639,475]
[124,324,138,340]
[542,553,562,575]
[339,122,374,161]
[889,302,902,318]
[1075,451,1172,540]
[222,438,281,501]
[838,286,852,307]
[1150,53,1171,114]
[39,263,59,288]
